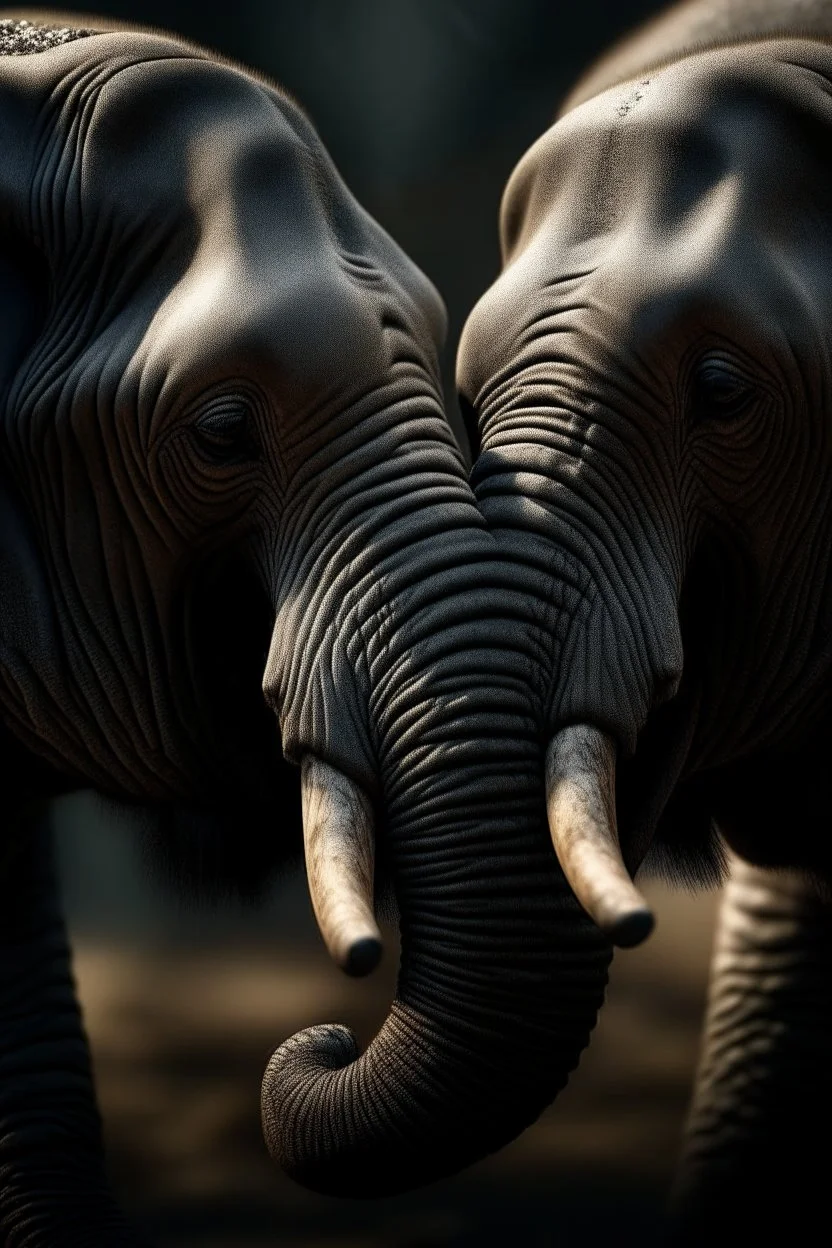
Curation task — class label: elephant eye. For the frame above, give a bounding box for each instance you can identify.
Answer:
[691,356,757,423]
[193,400,259,465]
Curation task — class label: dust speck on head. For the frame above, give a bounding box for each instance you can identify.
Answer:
[0,18,97,57]
[615,77,652,118]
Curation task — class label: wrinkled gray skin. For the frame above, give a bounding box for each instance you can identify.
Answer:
[0,11,615,1246]
[458,0,832,1235]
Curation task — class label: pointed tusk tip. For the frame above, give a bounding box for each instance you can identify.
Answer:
[340,935,383,978]
[608,906,655,949]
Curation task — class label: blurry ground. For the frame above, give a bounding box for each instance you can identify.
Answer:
[55,792,720,1248]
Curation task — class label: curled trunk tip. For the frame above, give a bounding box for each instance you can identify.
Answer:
[261,1023,359,1188]
[262,727,612,1195]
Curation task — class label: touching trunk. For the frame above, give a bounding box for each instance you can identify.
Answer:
[263,754,610,1196]
[262,584,613,1196]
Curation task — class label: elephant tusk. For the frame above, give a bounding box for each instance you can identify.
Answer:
[545,725,655,948]
[301,756,383,976]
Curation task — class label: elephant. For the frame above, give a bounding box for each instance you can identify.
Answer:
[456,0,832,1235]
[0,10,627,1245]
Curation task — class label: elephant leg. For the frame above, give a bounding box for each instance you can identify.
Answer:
[667,855,832,1240]
[0,808,148,1247]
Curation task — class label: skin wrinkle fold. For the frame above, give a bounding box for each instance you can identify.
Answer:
[64,404,142,669]
[369,613,553,714]
[300,469,472,571]
[479,474,673,727]
[372,662,544,761]
[277,449,464,580]
[276,398,455,518]
[288,401,458,498]
[272,516,497,699]
[274,516,501,678]
[21,530,144,786]
[58,482,139,754]
[476,355,680,531]
[88,469,161,732]
[13,372,197,789]
[40,62,109,258]
[488,449,674,635]
[671,858,832,1232]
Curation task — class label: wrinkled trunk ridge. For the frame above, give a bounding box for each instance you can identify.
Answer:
[262,614,614,1194]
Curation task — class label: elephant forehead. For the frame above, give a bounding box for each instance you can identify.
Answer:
[58,50,444,426]
[503,38,832,261]
[460,40,832,399]
[80,56,329,241]
[141,245,391,416]
[78,52,439,309]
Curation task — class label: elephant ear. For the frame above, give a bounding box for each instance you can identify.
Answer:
[0,61,60,743]
[0,66,48,406]
[0,239,46,402]
[641,787,727,891]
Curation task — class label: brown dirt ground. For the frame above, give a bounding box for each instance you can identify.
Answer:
[56,795,720,1248]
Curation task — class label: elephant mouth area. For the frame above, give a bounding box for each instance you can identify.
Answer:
[141,792,299,902]
[136,554,302,900]
[613,533,755,888]
[181,553,289,810]
[615,683,703,875]
[615,670,734,889]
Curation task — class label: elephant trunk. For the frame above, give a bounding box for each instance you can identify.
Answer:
[261,707,612,1196]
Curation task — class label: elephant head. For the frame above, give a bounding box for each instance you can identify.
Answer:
[452,24,832,1200]
[458,35,832,906]
[0,22,614,1203]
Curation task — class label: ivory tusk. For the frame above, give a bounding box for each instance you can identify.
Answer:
[545,725,655,948]
[301,756,382,976]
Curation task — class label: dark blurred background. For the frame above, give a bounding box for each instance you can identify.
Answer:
[13,2,724,1246]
